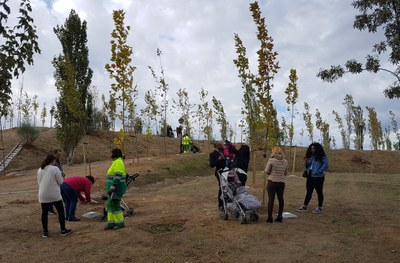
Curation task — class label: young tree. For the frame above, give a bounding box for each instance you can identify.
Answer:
[389,111,400,150]
[172,88,195,136]
[342,94,354,149]
[352,105,366,150]
[40,102,47,127]
[32,95,38,127]
[233,33,259,145]
[141,90,159,134]
[383,126,392,150]
[332,110,347,149]
[285,68,299,148]
[303,102,314,143]
[0,0,40,116]
[49,105,55,128]
[20,91,31,124]
[53,9,93,164]
[317,1,400,99]
[105,9,137,133]
[195,88,212,141]
[148,49,170,154]
[366,106,383,150]
[212,96,229,141]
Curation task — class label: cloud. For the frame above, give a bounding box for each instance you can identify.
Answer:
[5,0,399,149]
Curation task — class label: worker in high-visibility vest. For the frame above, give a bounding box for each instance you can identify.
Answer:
[181,134,192,153]
[105,148,127,230]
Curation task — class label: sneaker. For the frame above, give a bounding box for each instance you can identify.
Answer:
[60,229,72,236]
[67,217,80,222]
[48,210,57,215]
[296,206,307,212]
[312,207,322,214]
[42,231,48,238]
[104,224,115,230]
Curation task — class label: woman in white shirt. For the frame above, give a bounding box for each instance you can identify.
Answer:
[37,154,71,238]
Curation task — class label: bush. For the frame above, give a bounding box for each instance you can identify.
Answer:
[17,123,39,146]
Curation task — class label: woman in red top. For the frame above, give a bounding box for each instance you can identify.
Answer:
[60,175,95,221]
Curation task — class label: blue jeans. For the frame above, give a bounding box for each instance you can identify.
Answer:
[61,183,78,220]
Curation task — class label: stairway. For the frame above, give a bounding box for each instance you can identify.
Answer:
[0,142,23,173]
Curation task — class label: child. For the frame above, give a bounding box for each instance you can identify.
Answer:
[224,141,236,169]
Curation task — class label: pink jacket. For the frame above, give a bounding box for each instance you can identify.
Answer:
[224,144,235,159]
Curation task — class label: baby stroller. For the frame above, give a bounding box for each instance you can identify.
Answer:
[218,168,261,224]
[101,172,140,221]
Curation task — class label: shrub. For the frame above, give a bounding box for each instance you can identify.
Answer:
[17,123,39,146]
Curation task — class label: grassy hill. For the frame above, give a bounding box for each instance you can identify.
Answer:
[1,127,400,174]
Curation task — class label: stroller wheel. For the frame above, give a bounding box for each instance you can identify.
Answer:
[232,211,239,218]
[253,212,259,221]
[239,215,247,224]
[220,211,228,220]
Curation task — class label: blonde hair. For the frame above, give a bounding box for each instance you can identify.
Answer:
[271,146,284,155]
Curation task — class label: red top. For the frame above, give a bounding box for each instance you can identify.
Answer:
[64,176,92,202]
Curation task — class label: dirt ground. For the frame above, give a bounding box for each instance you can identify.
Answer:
[1,154,400,263]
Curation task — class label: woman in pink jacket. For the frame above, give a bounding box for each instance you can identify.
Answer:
[264,146,288,223]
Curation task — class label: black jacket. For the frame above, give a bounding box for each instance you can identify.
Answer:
[209,150,225,176]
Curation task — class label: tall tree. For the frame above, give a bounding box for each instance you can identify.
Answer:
[0,0,40,116]
[250,1,280,149]
[366,106,383,150]
[53,9,93,164]
[105,9,136,134]
[317,1,400,99]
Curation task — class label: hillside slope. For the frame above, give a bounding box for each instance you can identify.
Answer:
[1,128,400,174]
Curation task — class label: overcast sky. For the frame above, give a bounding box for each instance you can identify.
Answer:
[6,0,400,149]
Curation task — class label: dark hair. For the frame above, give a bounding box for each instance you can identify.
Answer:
[305,142,326,161]
[111,148,123,159]
[41,154,56,169]
[86,175,95,184]
[53,148,62,154]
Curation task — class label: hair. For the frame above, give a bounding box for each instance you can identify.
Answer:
[111,148,123,159]
[271,146,284,155]
[86,175,95,184]
[305,142,326,160]
[53,148,62,154]
[41,154,56,169]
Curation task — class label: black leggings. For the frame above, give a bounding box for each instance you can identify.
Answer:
[215,174,223,209]
[303,177,325,207]
[267,180,285,218]
[41,200,66,232]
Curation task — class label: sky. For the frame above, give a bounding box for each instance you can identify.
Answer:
[5,0,400,149]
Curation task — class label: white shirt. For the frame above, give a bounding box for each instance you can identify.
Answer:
[37,165,64,203]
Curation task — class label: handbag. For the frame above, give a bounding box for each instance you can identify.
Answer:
[302,169,310,178]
